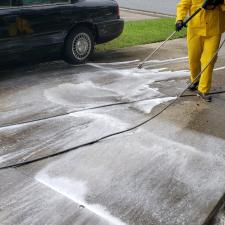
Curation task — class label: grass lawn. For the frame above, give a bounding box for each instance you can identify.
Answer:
[96,18,186,52]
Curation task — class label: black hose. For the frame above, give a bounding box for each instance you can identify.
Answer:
[0,97,178,170]
[0,89,225,170]
[1,39,225,170]
[0,97,165,129]
[181,90,225,97]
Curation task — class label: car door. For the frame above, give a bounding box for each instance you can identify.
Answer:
[20,0,70,58]
[0,0,23,64]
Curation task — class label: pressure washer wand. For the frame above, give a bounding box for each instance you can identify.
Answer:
[137,31,176,69]
[137,7,204,69]
[183,7,202,26]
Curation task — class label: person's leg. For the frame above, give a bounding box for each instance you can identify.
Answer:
[187,30,203,85]
[198,34,221,94]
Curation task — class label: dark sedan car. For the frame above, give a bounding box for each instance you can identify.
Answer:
[0,0,124,65]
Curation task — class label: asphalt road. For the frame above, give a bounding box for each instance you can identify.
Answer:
[117,0,180,15]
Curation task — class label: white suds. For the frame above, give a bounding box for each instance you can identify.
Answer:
[132,97,177,114]
[44,60,189,108]
[88,60,139,66]
[36,173,127,225]
[44,81,118,106]
[69,111,129,130]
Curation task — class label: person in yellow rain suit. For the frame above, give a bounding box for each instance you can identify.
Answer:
[176,0,225,102]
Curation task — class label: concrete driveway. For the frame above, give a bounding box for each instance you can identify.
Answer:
[1,38,225,225]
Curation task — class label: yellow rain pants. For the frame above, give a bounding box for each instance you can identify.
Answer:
[176,0,225,93]
[188,31,221,93]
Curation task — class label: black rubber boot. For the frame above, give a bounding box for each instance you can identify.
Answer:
[188,82,199,91]
[197,91,212,102]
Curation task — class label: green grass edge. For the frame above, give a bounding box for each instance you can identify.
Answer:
[96,18,186,52]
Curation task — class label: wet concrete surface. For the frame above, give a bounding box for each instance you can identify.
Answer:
[0,169,114,225]
[1,38,225,225]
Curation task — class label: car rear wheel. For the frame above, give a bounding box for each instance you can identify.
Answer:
[64,27,94,64]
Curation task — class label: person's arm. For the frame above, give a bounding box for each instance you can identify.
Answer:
[220,0,225,11]
[176,0,191,22]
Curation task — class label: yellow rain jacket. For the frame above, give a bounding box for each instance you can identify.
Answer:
[176,0,225,36]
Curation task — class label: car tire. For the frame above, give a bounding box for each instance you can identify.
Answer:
[64,27,94,64]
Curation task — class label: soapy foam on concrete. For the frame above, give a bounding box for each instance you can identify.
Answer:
[0,96,177,165]
[33,127,225,225]
[132,97,177,114]
[69,111,129,130]
[88,57,188,69]
[0,59,189,165]
[44,63,189,108]
[36,173,127,225]
[88,59,139,66]
[44,81,119,107]
[3,58,225,225]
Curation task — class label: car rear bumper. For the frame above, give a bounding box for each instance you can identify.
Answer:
[95,19,124,44]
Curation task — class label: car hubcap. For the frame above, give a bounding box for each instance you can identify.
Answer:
[72,33,91,61]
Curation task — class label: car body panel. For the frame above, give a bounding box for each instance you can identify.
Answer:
[0,0,124,65]
[20,4,68,59]
[95,19,124,44]
[0,7,24,62]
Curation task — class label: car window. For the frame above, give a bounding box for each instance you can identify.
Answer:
[0,0,11,7]
[23,0,69,5]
